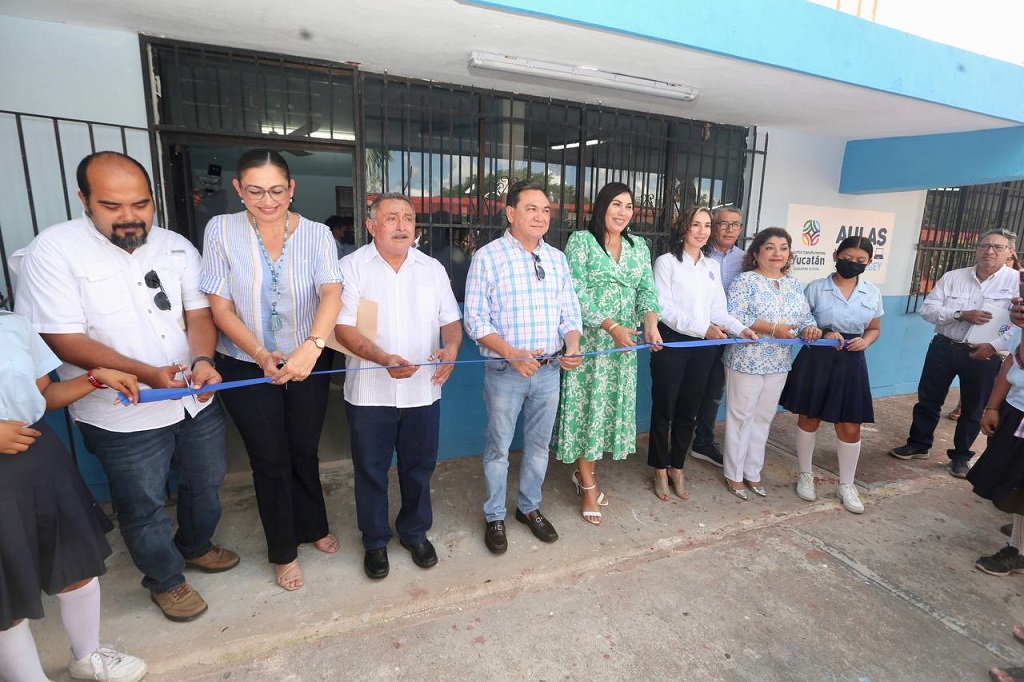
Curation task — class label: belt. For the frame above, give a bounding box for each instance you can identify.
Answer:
[538,353,563,366]
[934,334,972,348]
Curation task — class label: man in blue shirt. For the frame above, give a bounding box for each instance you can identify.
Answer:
[692,206,747,467]
[464,180,583,554]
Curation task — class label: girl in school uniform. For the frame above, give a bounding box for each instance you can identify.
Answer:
[0,311,146,681]
[779,236,883,514]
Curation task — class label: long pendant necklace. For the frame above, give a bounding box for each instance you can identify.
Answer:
[251,211,291,333]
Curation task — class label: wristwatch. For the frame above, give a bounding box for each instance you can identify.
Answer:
[953,310,962,321]
[306,335,326,349]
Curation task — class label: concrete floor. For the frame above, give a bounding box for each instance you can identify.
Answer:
[30,391,1023,681]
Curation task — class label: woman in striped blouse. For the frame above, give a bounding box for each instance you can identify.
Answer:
[200,149,343,591]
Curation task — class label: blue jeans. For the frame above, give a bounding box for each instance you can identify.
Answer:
[482,361,560,521]
[78,401,227,594]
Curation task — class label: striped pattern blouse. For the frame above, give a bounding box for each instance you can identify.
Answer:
[200,211,343,359]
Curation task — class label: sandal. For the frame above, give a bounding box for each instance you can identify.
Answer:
[1014,624,1024,646]
[667,468,689,500]
[990,666,1024,682]
[275,560,304,591]
[571,471,602,525]
[653,471,670,501]
[314,533,339,554]
[572,470,608,506]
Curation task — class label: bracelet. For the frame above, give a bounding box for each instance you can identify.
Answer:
[253,346,268,362]
[86,370,106,389]
[606,322,620,333]
[770,322,778,337]
[191,355,215,372]
[984,406,1000,412]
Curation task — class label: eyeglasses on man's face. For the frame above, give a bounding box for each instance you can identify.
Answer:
[714,221,742,231]
[241,185,289,201]
[531,253,545,281]
[145,270,171,311]
[977,243,1011,252]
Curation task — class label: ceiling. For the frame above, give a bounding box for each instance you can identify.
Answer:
[2,0,1017,140]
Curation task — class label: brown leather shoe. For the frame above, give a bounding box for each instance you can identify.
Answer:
[151,582,208,622]
[185,545,240,573]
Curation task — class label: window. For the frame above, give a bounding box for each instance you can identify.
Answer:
[362,75,749,298]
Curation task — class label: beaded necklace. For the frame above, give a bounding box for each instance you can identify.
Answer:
[250,211,291,333]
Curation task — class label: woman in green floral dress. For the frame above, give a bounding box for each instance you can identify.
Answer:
[553,182,661,525]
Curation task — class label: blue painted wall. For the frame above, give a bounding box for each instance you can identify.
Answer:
[465,0,1024,124]
[841,126,1024,194]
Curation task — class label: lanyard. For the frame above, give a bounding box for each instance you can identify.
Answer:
[250,211,292,332]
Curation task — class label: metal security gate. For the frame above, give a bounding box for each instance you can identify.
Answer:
[908,181,1024,312]
[0,110,155,310]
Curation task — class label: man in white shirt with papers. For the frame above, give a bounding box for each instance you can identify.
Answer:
[889,229,1018,478]
[336,193,462,580]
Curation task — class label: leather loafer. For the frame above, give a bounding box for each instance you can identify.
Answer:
[515,508,558,543]
[400,539,438,568]
[363,547,389,580]
[484,520,508,554]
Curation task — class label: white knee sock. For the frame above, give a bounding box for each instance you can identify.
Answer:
[837,440,862,486]
[795,427,816,473]
[56,577,100,661]
[0,619,49,682]
[1012,514,1024,551]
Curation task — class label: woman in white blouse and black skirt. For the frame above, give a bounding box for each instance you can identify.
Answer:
[648,207,755,501]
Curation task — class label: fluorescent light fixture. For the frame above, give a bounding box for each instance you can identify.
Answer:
[550,139,601,151]
[468,51,698,103]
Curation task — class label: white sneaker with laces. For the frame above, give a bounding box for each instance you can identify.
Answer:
[68,646,148,682]
[836,483,865,514]
[795,472,816,501]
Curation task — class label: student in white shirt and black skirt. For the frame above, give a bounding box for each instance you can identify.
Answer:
[779,236,883,514]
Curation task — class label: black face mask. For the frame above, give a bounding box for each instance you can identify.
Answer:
[835,259,867,279]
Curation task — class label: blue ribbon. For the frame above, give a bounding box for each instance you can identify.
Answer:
[117,336,842,405]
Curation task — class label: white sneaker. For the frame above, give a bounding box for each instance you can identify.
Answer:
[68,646,148,682]
[795,472,816,501]
[836,483,865,514]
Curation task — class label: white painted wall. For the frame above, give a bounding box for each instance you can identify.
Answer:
[750,127,926,297]
[0,15,146,126]
[0,15,152,279]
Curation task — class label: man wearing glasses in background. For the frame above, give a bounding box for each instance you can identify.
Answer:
[464,179,583,554]
[888,229,1019,478]
[12,151,238,623]
[691,206,748,468]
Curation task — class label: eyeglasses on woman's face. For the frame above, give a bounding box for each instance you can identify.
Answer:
[241,185,289,201]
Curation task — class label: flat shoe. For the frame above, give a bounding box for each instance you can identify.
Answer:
[725,480,748,500]
[746,480,767,497]
[515,508,559,543]
[314,533,339,554]
[275,560,304,591]
[400,539,439,568]
[364,547,390,579]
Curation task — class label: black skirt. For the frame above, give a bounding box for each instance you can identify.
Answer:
[0,421,113,629]
[968,401,1024,514]
[779,335,874,424]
